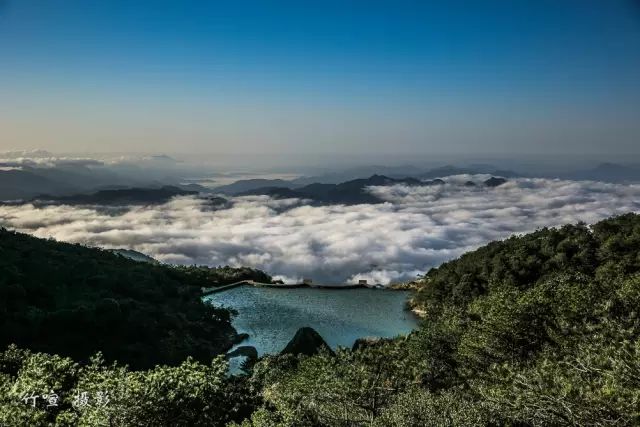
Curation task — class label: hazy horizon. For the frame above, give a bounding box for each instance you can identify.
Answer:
[2,148,640,175]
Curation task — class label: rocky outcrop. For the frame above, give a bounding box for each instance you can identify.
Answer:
[484,177,507,187]
[280,327,334,356]
[231,333,250,345]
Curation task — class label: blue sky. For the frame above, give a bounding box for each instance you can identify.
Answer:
[1,0,639,164]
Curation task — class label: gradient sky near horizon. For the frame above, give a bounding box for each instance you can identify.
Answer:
[1,1,639,164]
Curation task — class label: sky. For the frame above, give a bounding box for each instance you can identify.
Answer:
[1,1,640,166]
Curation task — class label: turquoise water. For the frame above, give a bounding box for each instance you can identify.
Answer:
[204,286,419,356]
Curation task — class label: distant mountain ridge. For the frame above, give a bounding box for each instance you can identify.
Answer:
[32,185,198,206]
[1,170,509,208]
[214,164,521,196]
[240,175,455,205]
[0,155,211,201]
[0,165,158,202]
[3,158,640,204]
[213,178,296,195]
[0,169,80,201]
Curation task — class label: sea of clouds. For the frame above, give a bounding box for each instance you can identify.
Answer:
[1,175,639,284]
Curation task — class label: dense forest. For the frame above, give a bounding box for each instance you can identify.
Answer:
[0,228,271,369]
[1,214,640,425]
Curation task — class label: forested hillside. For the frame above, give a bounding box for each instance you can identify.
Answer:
[0,228,270,369]
[239,213,640,426]
[1,214,639,425]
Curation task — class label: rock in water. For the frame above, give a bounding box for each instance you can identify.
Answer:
[280,327,334,356]
[226,346,258,360]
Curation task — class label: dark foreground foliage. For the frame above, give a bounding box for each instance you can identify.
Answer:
[0,228,270,369]
[2,214,640,425]
[0,346,258,426]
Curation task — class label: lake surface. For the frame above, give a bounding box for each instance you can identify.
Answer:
[204,286,419,356]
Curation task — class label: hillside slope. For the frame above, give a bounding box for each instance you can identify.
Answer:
[0,228,269,369]
[245,213,640,426]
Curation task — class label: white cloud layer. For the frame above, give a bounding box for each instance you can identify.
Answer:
[1,176,639,284]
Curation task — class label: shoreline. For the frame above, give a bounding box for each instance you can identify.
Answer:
[256,283,383,290]
[204,281,411,295]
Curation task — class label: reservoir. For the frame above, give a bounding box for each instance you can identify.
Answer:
[204,286,419,356]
